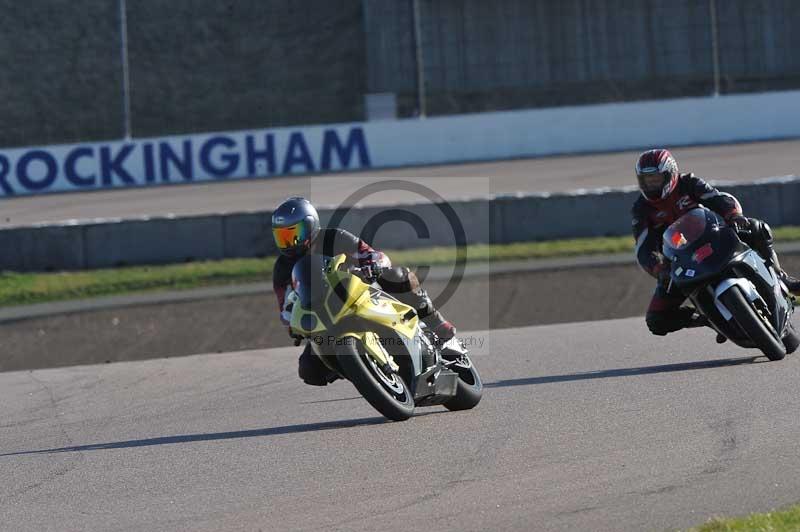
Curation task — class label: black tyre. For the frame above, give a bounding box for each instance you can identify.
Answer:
[783,323,800,355]
[444,356,483,411]
[720,286,786,361]
[336,337,415,421]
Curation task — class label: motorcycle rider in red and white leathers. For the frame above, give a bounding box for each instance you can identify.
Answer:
[632,149,800,337]
[271,197,456,385]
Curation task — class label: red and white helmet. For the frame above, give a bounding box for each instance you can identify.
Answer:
[635,149,679,201]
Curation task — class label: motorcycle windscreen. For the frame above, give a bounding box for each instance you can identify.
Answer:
[662,208,708,261]
[663,207,741,285]
[291,254,330,310]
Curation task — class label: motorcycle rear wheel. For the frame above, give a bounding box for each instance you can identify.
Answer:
[336,337,415,421]
[720,286,786,361]
[783,323,800,355]
[444,356,483,411]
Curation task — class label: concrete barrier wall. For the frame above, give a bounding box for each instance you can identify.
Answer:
[84,216,226,268]
[3,177,799,272]
[0,225,86,271]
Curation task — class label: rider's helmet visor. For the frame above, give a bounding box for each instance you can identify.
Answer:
[273,223,309,253]
[637,170,669,200]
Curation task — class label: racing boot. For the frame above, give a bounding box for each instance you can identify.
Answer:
[684,301,726,343]
[646,307,707,336]
[410,288,456,343]
[684,310,709,330]
[425,310,457,343]
[411,290,458,368]
[778,271,800,297]
[741,219,800,296]
[684,311,728,344]
[756,245,800,296]
[298,345,340,386]
[771,251,800,296]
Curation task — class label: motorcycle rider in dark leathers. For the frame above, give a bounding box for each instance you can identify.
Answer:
[271,197,457,386]
[632,149,800,338]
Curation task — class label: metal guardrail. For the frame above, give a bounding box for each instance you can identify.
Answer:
[2,177,799,272]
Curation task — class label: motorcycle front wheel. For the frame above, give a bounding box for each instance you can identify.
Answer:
[720,286,786,361]
[336,337,415,421]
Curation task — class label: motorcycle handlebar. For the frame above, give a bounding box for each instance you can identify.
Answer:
[348,263,384,282]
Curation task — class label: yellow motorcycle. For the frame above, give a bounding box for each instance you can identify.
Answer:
[284,253,482,421]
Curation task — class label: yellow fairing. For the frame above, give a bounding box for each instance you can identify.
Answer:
[353,296,418,339]
[340,331,399,372]
[289,307,327,334]
[290,254,419,366]
[328,253,348,273]
[322,257,418,339]
[324,275,369,323]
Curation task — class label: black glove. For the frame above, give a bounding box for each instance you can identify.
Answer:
[355,251,390,283]
[357,262,385,283]
[728,215,751,234]
[651,250,668,274]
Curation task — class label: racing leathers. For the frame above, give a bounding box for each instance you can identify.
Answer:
[273,227,454,385]
[632,172,794,336]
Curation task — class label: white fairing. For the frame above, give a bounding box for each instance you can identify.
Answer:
[741,248,789,304]
[714,277,763,321]
[741,249,775,287]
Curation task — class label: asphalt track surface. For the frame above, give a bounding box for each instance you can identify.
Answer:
[2,138,799,227]
[3,315,800,531]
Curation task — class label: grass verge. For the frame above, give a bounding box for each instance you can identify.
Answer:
[2,226,800,308]
[690,504,800,531]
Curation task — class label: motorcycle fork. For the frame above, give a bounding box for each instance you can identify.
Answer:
[340,331,400,373]
[698,285,727,336]
[731,264,785,336]
[709,267,782,339]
